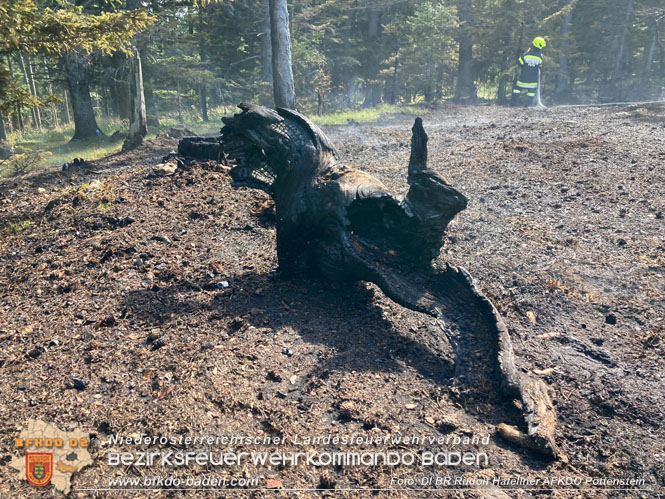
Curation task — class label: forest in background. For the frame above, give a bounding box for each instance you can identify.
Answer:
[1,0,664,171]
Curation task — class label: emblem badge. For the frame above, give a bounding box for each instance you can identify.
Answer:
[26,453,53,487]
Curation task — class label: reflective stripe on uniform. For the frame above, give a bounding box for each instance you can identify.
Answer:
[518,57,524,65]
[513,89,522,94]
[527,92,535,97]
[524,55,542,63]
[516,81,538,88]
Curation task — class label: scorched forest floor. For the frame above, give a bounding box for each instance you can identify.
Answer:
[1,104,664,498]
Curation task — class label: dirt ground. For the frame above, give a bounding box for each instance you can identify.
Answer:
[1,104,664,498]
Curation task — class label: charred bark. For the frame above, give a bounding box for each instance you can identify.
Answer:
[178,136,222,161]
[178,104,560,458]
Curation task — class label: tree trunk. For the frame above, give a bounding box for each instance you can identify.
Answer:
[17,108,24,132]
[269,0,296,108]
[455,0,476,102]
[62,88,71,125]
[496,0,515,104]
[209,86,222,109]
[6,113,14,135]
[103,86,112,117]
[509,19,525,96]
[433,64,445,103]
[5,58,15,132]
[8,55,24,132]
[640,17,658,91]
[129,52,147,137]
[199,78,208,122]
[198,5,209,121]
[18,53,42,130]
[17,54,38,128]
[497,75,508,104]
[124,0,149,145]
[389,58,398,105]
[43,57,59,128]
[144,66,157,123]
[0,113,6,142]
[123,49,148,151]
[109,77,128,119]
[27,55,42,129]
[64,52,102,141]
[657,22,665,91]
[362,8,383,108]
[496,33,512,103]
[261,0,273,83]
[177,80,184,123]
[555,0,574,100]
[138,49,155,121]
[610,0,633,88]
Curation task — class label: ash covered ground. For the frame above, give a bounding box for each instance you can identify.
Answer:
[1,104,664,498]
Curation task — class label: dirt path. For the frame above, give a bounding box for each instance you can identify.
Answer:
[1,105,664,497]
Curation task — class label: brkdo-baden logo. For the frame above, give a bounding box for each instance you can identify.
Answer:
[10,419,93,494]
[26,452,53,486]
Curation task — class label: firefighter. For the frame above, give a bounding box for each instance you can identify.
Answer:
[510,36,546,107]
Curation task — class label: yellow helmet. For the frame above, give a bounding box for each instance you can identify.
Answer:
[532,36,546,50]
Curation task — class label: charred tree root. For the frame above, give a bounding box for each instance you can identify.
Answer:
[439,267,559,458]
[177,103,560,459]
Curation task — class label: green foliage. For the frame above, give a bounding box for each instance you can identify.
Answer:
[1,116,127,177]
[98,201,115,212]
[0,106,236,177]
[4,220,35,234]
[0,76,42,115]
[2,0,664,161]
[384,1,458,102]
[0,0,155,127]
[312,104,429,125]
[0,0,155,56]
[292,31,331,102]
[0,150,51,176]
[0,72,64,122]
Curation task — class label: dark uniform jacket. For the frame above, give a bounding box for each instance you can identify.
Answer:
[516,47,543,88]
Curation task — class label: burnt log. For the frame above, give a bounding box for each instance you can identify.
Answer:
[177,136,223,161]
[179,103,559,458]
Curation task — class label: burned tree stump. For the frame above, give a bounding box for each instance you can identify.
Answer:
[179,103,559,458]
